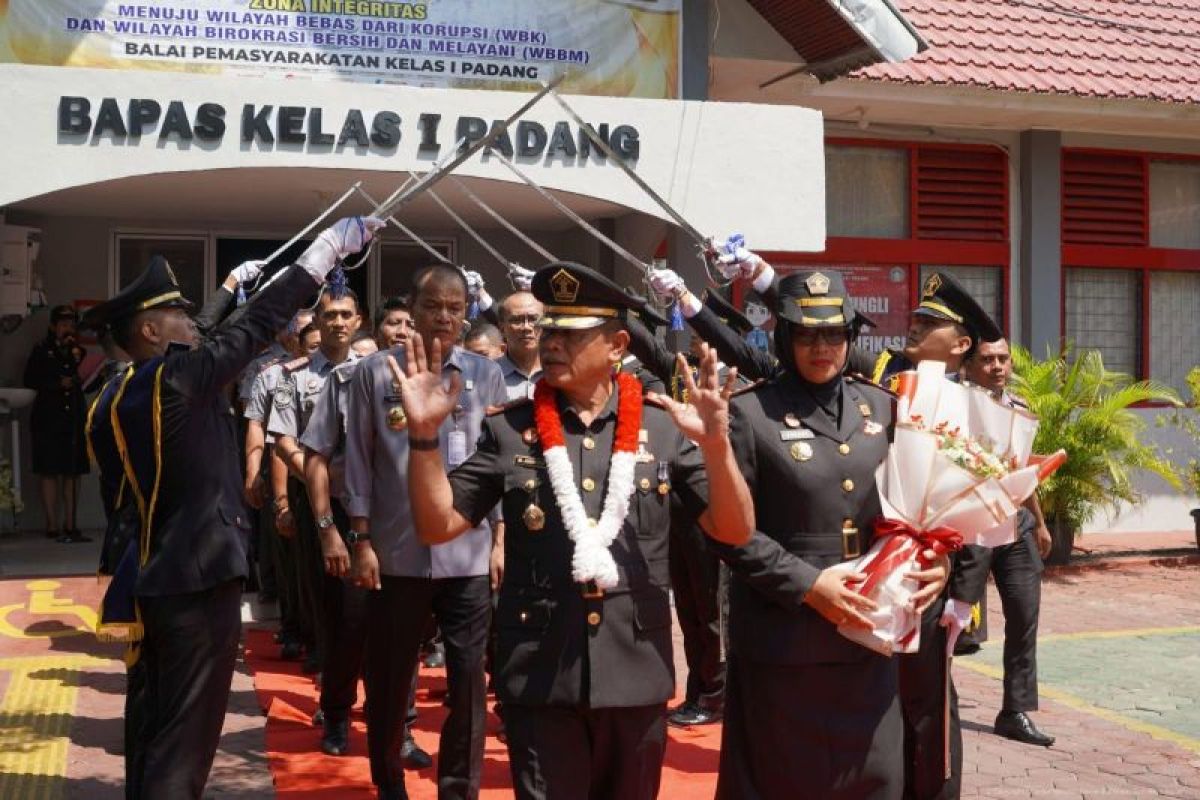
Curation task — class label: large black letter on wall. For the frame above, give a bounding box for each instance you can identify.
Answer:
[58,97,92,134]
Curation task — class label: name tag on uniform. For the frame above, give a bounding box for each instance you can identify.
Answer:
[383,393,403,404]
[514,455,545,469]
[779,428,815,442]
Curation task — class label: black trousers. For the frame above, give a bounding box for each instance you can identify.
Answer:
[717,655,901,800]
[365,574,490,799]
[288,477,324,657]
[128,579,242,799]
[668,519,725,710]
[319,501,369,722]
[263,476,300,640]
[504,703,667,800]
[898,596,963,800]
[991,526,1043,712]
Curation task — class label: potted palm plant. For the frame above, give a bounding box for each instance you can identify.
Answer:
[1158,367,1200,549]
[1010,345,1182,565]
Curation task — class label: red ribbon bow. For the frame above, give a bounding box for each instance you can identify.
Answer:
[855,518,964,599]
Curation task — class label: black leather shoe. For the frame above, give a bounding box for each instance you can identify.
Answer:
[321,718,349,756]
[400,737,432,770]
[280,641,304,661]
[668,701,722,727]
[994,711,1055,746]
[422,649,445,669]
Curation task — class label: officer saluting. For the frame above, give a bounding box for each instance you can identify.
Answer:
[398,263,754,800]
[81,217,382,799]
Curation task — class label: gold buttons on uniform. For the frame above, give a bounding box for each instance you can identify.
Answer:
[583,437,596,450]
[838,443,851,455]
[582,478,596,492]
[587,612,601,626]
[842,479,855,492]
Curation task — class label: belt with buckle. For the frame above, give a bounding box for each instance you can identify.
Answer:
[842,519,861,559]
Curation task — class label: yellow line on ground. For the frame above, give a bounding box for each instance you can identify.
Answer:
[1037,625,1200,644]
[957,659,1200,755]
[0,653,119,800]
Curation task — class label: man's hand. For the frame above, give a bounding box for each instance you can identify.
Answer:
[390,334,462,438]
[648,345,738,451]
[351,543,382,591]
[907,550,951,615]
[275,506,296,538]
[230,259,266,285]
[804,564,878,631]
[320,526,351,578]
[243,473,265,510]
[490,538,505,592]
[1035,524,1052,559]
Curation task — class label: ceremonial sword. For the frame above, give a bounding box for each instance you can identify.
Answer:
[353,185,455,266]
[410,171,514,271]
[371,74,566,219]
[449,176,558,263]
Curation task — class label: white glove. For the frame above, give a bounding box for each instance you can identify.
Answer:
[649,268,686,299]
[940,597,974,655]
[296,216,385,281]
[230,259,266,285]
[508,263,535,291]
[462,269,493,311]
[711,235,763,281]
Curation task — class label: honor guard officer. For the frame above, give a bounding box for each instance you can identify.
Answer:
[81,217,382,799]
[398,262,754,800]
[873,270,1001,800]
[345,264,508,800]
[270,287,362,676]
[710,269,949,799]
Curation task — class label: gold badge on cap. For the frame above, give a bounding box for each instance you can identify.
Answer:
[922,273,942,298]
[790,442,813,462]
[550,269,581,303]
[805,272,831,296]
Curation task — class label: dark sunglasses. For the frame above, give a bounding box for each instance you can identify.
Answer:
[793,327,850,346]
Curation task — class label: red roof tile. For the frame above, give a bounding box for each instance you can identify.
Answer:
[850,0,1200,104]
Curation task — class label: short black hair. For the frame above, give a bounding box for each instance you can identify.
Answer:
[319,286,360,311]
[464,321,503,346]
[375,295,410,327]
[298,322,320,342]
[411,264,468,303]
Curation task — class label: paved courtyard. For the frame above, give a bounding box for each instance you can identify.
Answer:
[0,529,1197,798]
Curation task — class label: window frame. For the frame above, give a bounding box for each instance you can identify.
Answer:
[1060,147,1200,396]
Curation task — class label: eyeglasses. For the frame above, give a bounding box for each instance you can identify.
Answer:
[792,327,850,346]
[505,314,541,328]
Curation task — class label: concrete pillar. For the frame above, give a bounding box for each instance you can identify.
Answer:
[1019,130,1062,354]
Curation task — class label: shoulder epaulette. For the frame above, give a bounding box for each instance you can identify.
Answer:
[486,397,533,416]
[281,356,310,373]
[847,373,898,398]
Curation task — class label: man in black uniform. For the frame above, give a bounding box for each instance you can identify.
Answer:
[81,216,381,798]
[964,338,1056,747]
[873,271,1000,800]
[398,263,754,800]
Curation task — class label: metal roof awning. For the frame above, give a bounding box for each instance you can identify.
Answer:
[747,0,927,84]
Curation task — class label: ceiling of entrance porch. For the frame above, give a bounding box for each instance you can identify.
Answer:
[8,168,635,230]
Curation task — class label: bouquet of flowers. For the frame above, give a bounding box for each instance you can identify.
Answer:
[838,361,1066,655]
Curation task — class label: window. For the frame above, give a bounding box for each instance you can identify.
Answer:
[826,145,910,238]
[378,238,456,301]
[116,234,207,306]
[1149,161,1200,249]
[1064,268,1141,377]
[1061,150,1200,393]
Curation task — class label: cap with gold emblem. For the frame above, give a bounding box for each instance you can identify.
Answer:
[775,269,874,330]
[531,262,653,331]
[80,255,195,332]
[914,271,1002,344]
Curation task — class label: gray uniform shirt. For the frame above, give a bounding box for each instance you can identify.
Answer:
[496,354,542,401]
[299,360,357,501]
[239,341,288,402]
[268,350,358,441]
[245,361,288,445]
[344,345,507,578]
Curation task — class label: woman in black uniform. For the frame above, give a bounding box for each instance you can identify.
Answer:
[714,270,948,800]
[23,305,90,543]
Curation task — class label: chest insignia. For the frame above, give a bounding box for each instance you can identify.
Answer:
[859,403,872,418]
[386,405,408,431]
[780,428,814,442]
[783,412,801,429]
[864,420,884,436]
[521,427,538,446]
[790,441,814,462]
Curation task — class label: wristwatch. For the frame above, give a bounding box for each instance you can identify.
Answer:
[346,531,372,546]
[315,513,335,530]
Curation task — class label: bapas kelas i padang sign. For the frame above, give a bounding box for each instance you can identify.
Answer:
[57,95,641,159]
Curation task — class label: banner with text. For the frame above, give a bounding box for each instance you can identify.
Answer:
[0,0,681,98]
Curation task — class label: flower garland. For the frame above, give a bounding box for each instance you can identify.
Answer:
[533,371,643,589]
